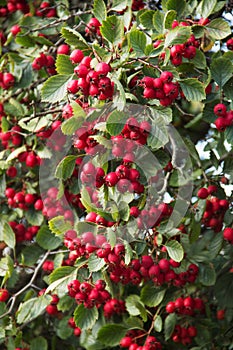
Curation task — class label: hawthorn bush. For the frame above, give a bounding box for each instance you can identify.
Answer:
[0,0,233,349]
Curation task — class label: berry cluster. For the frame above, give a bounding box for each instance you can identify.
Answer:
[42,260,54,273]
[42,187,74,221]
[120,333,162,350]
[32,52,56,75]
[67,278,125,317]
[136,203,172,230]
[171,324,197,345]
[68,50,114,100]
[85,18,101,36]
[213,103,233,132]
[166,296,205,316]
[35,1,57,18]
[45,294,60,316]
[0,72,15,90]
[140,71,180,106]
[198,186,229,232]
[9,221,39,242]
[0,0,29,16]
[68,317,82,337]
[74,121,105,156]
[0,126,23,148]
[5,187,43,211]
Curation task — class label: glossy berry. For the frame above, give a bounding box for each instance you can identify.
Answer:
[214,103,227,117]
[105,172,119,187]
[69,49,84,64]
[0,289,9,302]
[197,187,209,199]
[223,227,233,243]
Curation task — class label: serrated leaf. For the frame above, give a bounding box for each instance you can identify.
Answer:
[74,304,98,330]
[206,18,231,40]
[225,125,233,146]
[48,216,72,235]
[179,78,205,101]
[61,115,84,135]
[36,226,62,250]
[25,209,44,226]
[61,27,90,51]
[100,15,124,46]
[112,0,127,11]
[30,336,48,350]
[152,10,164,33]
[166,0,186,17]
[106,110,128,135]
[97,324,128,346]
[88,255,106,272]
[154,315,163,332]
[112,77,126,111]
[191,48,206,69]
[56,54,74,75]
[126,295,147,321]
[139,10,154,29]
[130,29,147,56]
[199,263,216,286]
[46,265,80,296]
[17,295,52,324]
[164,10,177,29]
[164,26,191,48]
[41,74,73,103]
[164,313,177,340]
[165,240,184,262]
[200,0,217,18]
[3,222,16,249]
[93,0,106,23]
[210,57,233,89]
[141,285,166,307]
[49,266,76,284]
[55,155,77,180]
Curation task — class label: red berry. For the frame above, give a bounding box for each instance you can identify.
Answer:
[217,309,225,320]
[57,44,70,55]
[160,71,173,83]
[0,289,9,302]
[215,117,228,132]
[70,49,84,64]
[120,336,132,347]
[11,24,21,36]
[197,187,209,199]
[226,38,233,50]
[223,227,233,243]
[105,172,119,187]
[214,103,227,117]
[46,304,58,315]
[95,62,111,76]
[74,327,82,336]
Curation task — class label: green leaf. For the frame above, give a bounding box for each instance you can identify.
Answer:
[55,155,77,180]
[223,77,233,100]
[130,29,147,56]
[126,295,147,322]
[97,324,128,346]
[164,26,191,48]
[153,10,164,33]
[61,27,91,52]
[61,115,84,135]
[225,125,233,146]
[164,313,177,341]
[106,110,128,135]
[191,48,207,69]
[47,265,79,297]
[164,10,177,30]
[41,74,73,103]
[36,226,62,250]
[20,245,44,266]
[139,10,155,29]
[206,18,231,40]
[15,34,35,47]
[56,316,73,340]
[48,216,72,235]
[166,0,186,17]
[56,54,74,75]
[200,0,217,18]
[93,0,107,23]
[141,285,166,307]
[25,209,44,226]
[88,255,106,272]
[147,117,169,150]
[100,15,124,46]
[112,77,126,111]
[74,304,98,330]
[210,57,233,89]
[199,263,216,286]
[179,78,205,101]
[17,295,52,324]
[112,0,127,11]
[154,315,163,332]
[30,336,48,350]
[3,222,15,249]
[165,240,184,262]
